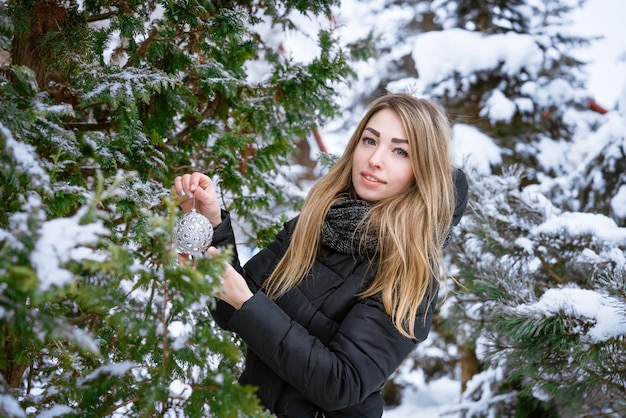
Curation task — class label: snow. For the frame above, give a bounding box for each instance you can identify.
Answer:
[1,123,50,189]
[65,326,100,355]
[612,185,626,218]
[412,28,542,92]
[532,211,626,244]
[383,377,461,418]
[451,124,502,175]
[0,394,26,418]
[36,405,74,418]
[515,287,626,343]
[570,0,626,109]
[30,206,109,291]
[480,90,517,124]
[80,361,137,384]
[169,320,193,350]
[169,379,192,400]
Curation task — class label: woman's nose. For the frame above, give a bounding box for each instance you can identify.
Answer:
[368,148,384,168]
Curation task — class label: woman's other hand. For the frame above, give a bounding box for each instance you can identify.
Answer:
[172,172,222,227]
[207,247,253,309]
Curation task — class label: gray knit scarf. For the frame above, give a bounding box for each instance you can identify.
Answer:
[321,199,378,257]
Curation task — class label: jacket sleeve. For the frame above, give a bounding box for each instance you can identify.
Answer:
[207,210,241,330]
[209,213,294,331]
[227,288,433,411]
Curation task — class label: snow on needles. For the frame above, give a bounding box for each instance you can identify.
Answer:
[1,122,50,189]
[451,124,502,175]
[516,210,626,344]
[30,206,109,291]
[412,28,542,92]
[515,287,626,344]
[80,361,137,384]
[532,211,626,245]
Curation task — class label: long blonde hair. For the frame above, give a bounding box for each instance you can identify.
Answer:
[263,93,456,339]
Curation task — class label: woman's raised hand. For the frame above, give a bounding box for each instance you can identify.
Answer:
[172,172,222,227]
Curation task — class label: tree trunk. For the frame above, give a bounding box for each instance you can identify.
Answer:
[0,328,29,388]
[459,346,481,392]
[11,0,68,88]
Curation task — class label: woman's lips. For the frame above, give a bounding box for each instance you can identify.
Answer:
[361,172,385,185]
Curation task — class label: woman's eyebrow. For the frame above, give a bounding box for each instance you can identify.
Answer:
[391,138,408,144]
[365,127,407,143]
[364,127,380,136]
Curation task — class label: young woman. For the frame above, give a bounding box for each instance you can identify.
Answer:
[172,93,468,417]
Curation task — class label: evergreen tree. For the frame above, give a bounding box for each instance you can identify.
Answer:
[0,0,371,415]
[430,0,592,170]
[538,107,626,226]
[446,169,626,417]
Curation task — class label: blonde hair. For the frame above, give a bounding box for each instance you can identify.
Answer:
[263,94,456,339]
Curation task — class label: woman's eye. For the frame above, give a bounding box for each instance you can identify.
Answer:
[362,137,376,146]
[394,148,409,158]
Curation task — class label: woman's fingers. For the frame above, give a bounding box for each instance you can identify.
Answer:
[177,253,191,264]
[171,173,221,226]
[190,172,213,194]
[173,173,212,197]
[180,174,194,197]
[172,175,188,198]
[208,247,250,309]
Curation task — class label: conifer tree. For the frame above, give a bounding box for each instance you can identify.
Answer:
[0,0,370,416]
[431,0,591,169]
[446,169,626,417]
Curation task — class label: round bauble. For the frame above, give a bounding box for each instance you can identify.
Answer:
[173,209,213,256]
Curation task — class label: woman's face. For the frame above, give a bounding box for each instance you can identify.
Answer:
[351,108,415,202]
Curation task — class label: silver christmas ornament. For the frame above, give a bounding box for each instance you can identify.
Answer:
[174,198,213,255]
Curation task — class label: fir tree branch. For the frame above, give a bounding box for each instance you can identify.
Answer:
[125,27,159,68]
[174,91,226,142]
[160,277,171,366]
[65,312,98,326]
[102,396,140,415]
[86,10,119,23]
[538,256,566,284]
[62,121,114,131]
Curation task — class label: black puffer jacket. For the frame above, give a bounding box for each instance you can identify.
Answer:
[210,169,468,417]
